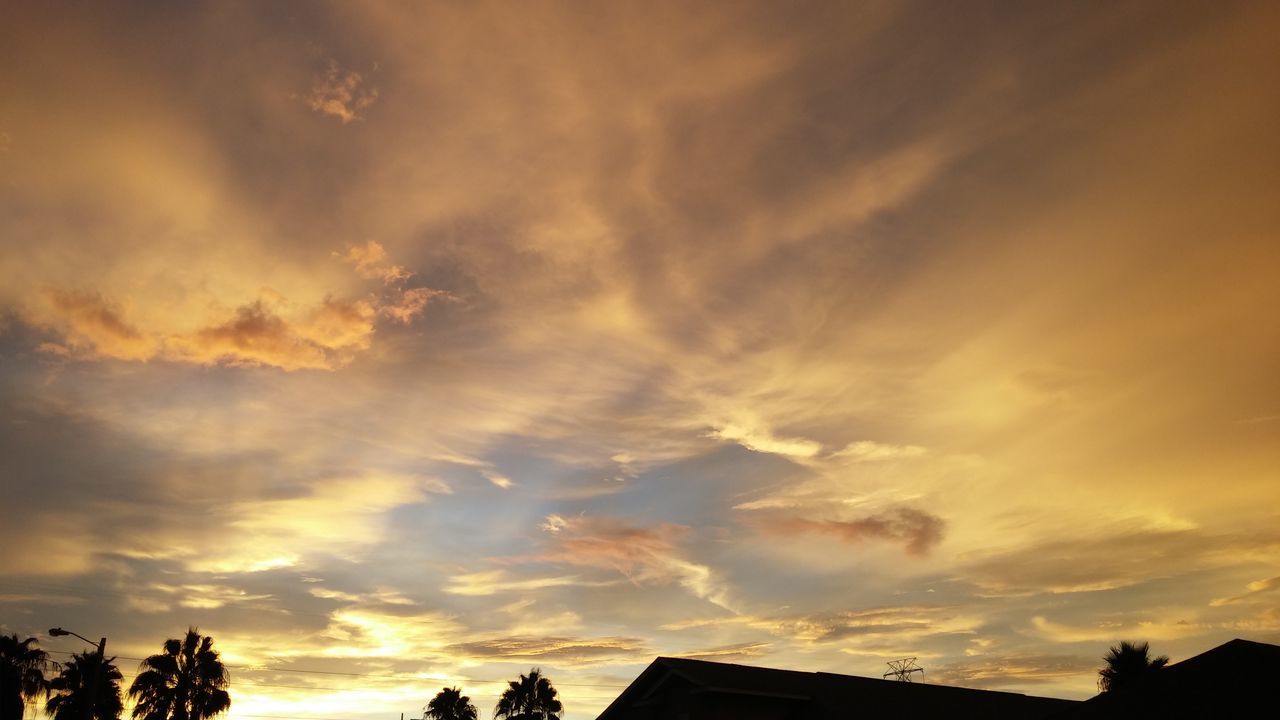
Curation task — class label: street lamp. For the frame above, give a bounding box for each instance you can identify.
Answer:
[49,628,107,720]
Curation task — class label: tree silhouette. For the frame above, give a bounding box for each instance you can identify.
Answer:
[423,687,477,720]
[128,628,230,720]
[0,635,54,720]
[494,669,562,720]
[47,651,123,720]
[1098,640,1169,692]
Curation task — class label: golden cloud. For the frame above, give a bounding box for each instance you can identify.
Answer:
[1028,615,1210,644]
[188,473,449,573]
[962,528,1280,596]
[832,441,928,462]
[442,570,617,597]
[709,422,823,458]
[1209,575,1280,607]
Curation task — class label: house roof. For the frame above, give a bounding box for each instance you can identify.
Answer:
[597,656,1079,719]
[1064,638,1280,718]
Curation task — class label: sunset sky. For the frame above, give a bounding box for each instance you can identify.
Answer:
[2,2,1278,719]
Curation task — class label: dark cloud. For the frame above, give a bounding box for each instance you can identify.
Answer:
[671,641,772,662]
[760,507,946,556]
[449,636,649,665]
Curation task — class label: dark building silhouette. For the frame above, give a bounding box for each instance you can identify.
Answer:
[1061,638,1280,719]
[595,656,1079,719]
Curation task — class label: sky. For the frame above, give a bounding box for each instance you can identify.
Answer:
[1,2,1278,719]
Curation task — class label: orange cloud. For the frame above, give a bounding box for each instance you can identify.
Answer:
[299,296,379,349]
[31,242,446,369]
[177,300,341,370]
[40,289,156,360]
[381,287,452,324]
[755,507,946,556]
[338,241,411,284]
[37,295,379,371]
[308,61,378,124]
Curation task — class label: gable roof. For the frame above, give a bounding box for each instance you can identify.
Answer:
[1065,638,1280,718]
[597,656,1079,719]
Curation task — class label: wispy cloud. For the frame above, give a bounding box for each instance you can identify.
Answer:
[533,515,732,609]
[442,570,616,597]
[961,527,1280,596]
[930,653,1098,688]
[832,441,927,462]
[664,605,978,647]
[710,423,823,458]
[1028,615,1210,644]
[671,642,773,662]
[1209,575,1280,607]
[189,473,450,573]
[448,636,650,665]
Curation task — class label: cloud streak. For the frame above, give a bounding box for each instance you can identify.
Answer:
[533,515,732,609]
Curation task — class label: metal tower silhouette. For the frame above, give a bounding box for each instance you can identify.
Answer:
[884,657,925,682]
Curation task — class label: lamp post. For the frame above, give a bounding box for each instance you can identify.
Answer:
[49,628,107,720]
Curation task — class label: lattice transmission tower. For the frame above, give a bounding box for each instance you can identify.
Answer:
[883,657,925,682]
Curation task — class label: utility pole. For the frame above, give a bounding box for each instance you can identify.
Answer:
[49,628,107,720]
[88,637,107,720]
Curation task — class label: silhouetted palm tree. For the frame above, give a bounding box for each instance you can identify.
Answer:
[47,651,123,720]
[423,687,477,720]
[0,634,54,720]
[128,628,230,720]
[1098,640,1169,692]
[494,669,561,720]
